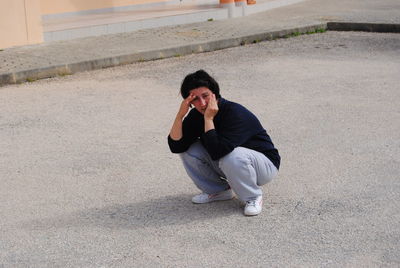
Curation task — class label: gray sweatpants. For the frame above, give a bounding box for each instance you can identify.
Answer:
[180,141,278,202]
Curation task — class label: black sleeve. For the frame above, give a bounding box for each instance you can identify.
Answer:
[202,104,262,160]
[167,109,202,153]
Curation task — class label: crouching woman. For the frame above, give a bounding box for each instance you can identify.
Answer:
[168,70,280,216]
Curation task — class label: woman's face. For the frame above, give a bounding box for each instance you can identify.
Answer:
[189,87,213,114]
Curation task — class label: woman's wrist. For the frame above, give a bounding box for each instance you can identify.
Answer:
[204,118,215,132]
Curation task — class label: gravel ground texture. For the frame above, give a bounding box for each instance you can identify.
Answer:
[0,31,399,267]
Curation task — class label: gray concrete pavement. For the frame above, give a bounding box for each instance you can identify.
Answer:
[1,0,400,86]
[1,30,399,267]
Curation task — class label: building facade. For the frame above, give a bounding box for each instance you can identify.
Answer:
[0,0,189,49]
[0,0,251,49]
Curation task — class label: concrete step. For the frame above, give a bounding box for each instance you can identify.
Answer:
[42,0,305,42]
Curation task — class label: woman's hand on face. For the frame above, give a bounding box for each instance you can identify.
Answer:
[204,93,218,120]
[177,94,195,118]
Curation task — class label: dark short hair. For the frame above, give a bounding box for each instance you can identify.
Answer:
[180,70,221,99]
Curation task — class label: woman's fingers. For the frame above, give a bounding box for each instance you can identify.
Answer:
[178,94,196,117]
[186,94,195,102]
[204,94,218,119]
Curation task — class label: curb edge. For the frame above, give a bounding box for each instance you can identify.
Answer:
[3,22,400,87]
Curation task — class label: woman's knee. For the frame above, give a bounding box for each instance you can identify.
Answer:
[219,147,277,186]
[180,141,208,162]
[219,147,250,171]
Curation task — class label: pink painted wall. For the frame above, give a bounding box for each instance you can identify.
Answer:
[0,0,43,49]
[1,0,169,49]
[40,0,169,15]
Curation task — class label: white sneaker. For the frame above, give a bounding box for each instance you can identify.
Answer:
[244,196,263,216]
[192,189,234,204]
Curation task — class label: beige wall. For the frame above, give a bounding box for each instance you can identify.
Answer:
[0,0,43,49]
[1,0,167,49]
[40,0,168,15]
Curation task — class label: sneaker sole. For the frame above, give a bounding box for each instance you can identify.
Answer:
[192,196,234,204]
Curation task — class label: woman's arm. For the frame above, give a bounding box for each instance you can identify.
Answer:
[169,94,195,140]
[204,93,218,132]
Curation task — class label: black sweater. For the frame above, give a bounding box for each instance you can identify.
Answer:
[168,98,280,169]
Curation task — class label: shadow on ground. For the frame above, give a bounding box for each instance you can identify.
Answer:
[21,194,242,230]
